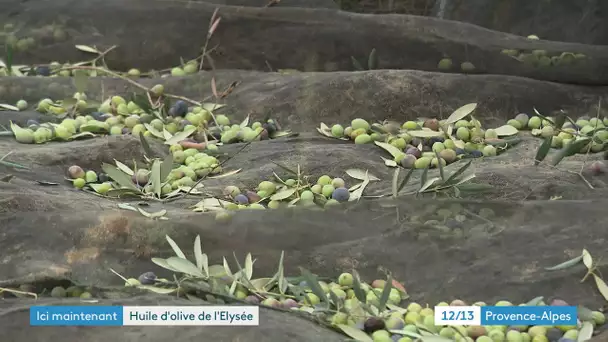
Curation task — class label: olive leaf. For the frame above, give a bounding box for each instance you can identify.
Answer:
[578,321,594,342]
[193,235,209,277]
[533,108,554,125]
[407,130,444,138]
[160,153,174,183]
[223,257,233,277]
[89,183,112,194]
[143,123,165,139]
[420,337,454,342]
[164,126,197,145]
[249,278,273,292]
[136,285,178,295]
[350,172,370,201]
[162,128,173,141]
[375,141,404,160]
[240,114,250,128]
[391,167,400,198]
[114,159,134,176]
[582,249,593,269]
[209,169,241,179]
[9,121,31,139]
[494,125,519,136]
[166,256,205,277]
[101,163,140,191]
[338,324,373,342]
[151,257,181,272]
[419,165,429,188]
[351,56,365,71]
[368,48,378,70]
[165,235,187,259]
[351,270,368,303]
[151,160,162,197]
[244,253,254,281]
[377,274,393,312]
[534,136,552,166]
[444,103,477,125]
[75,45,100,54]
[0,104,19,111]
[388,330,423,339]
[137,208,167,219]
[550,138,591,166]
[524,296,544,306]
[419,177,441,193]
[592,274,608,302]
[276,251,288,294]
[138,131,153,157]
[270,188,296,201]
[382,157,398,167]
[397,167,415,194]
[346,169,380,181]
[544,254,583,271]
[435,151,445,181]
[442,160,472,186]
[553,112,567,130]
[299,267,328,305]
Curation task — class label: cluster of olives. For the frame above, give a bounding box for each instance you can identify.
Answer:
[327,118,506,169]
[5,283,94,300]
[353,298,605,342]
[501,49,587,68]
[66,165,112,192]
[507,113,608,152]
[167,148,223,186]
[214,175,353,220]
[436,58,476,73]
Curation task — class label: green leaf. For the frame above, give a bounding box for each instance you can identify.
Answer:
[75,44,100,54]
[524,296,544,306]
[377,274,393,312]
[494,125,519,137]
[160,153,174,183]
[223,256,233,277]
[166,256,205,277]
[151,257,180,272]
[351,56,364,71]
[534,136,552,166]
[299,267,328,304]
[165,235,187,259]
[388,330,423,339]
[407,130,444,138]
[130,92,153,113]
[0,104,19,111]
[349,171,370,201]
[397,168,415,194]
[582,249,593,270]
[5,44,13,73]
[443,160,472,186]
[143,123,165,139]
[544,254,583,271]
[270,187,296,201]
[374,141,404,160]
[345,169,380,181]
[420,337,455,342]
[351,270,368,303]
[419,165,429,189]
[193,235,207,276]
[277,251,287,294]
[445,103,477,125]
[101,163,140,191]
[337,324,373,342]
[249,278,273,292]
[419,177,441,193]
[164,126,196,145]
[240,114,250,128]
[114,159,134,176]
[391,167,400,198]
[577,321,593,342]
[138,131,153,157]
[368,48,378,70]
[245,253,253,281]
[136,285,178,295]
[550,138,591,166]
[435,151,445,181]
[592,274,608,303]
[150,160,162,197]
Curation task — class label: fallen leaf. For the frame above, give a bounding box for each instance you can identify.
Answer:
[345,169,380,181]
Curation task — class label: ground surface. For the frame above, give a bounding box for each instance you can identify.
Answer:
[1,0,608,341]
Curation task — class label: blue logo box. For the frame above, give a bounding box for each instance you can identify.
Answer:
[30,306,123,326]
[481,306,577,326]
